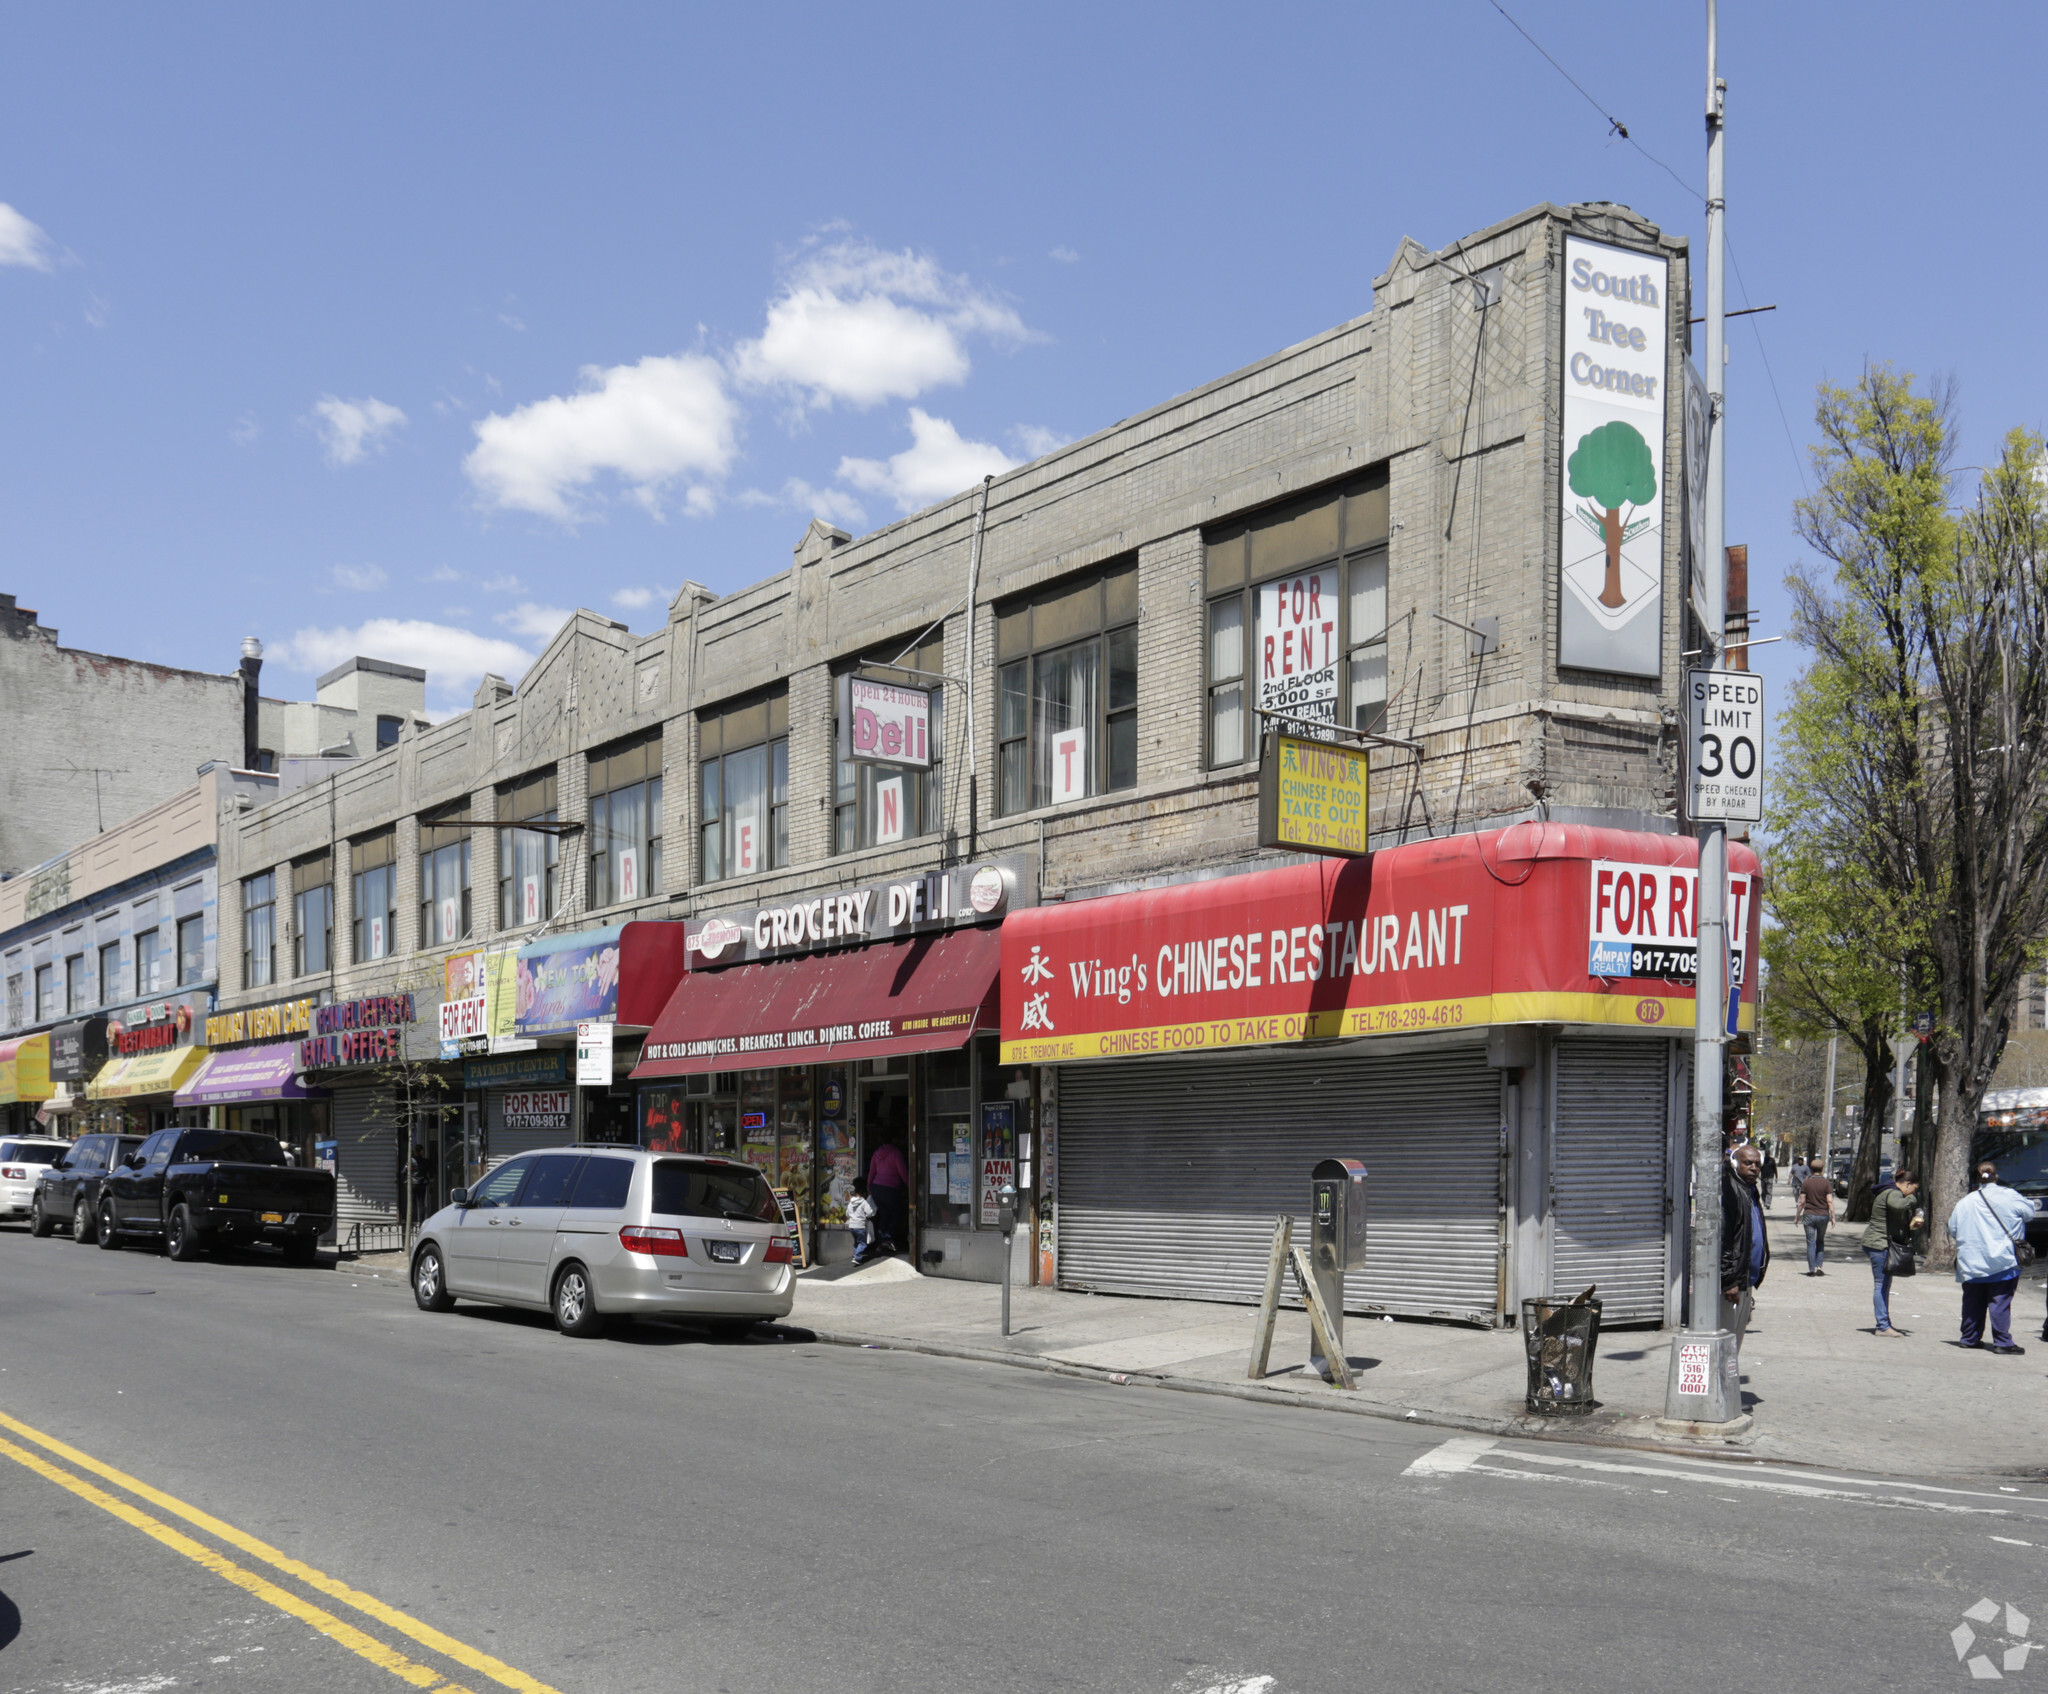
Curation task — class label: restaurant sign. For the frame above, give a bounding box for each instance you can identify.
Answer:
[1258,732,1369,857]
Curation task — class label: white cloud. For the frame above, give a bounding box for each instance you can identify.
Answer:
[732,239,1030,411]
[838,409,1017,515]
[1012,424,1069,460]
[330,562,388,592]
[230,412,261,447]
[0,204,53,271]
[477,574,526,594]
[611,586,659,610]
[496,603,571,644]
[780,478,868,532]
[427,564,462,583]
[311,395,407,466]
[1049,246,1080,265]
[273,618,535,704]
[464,353,736,522]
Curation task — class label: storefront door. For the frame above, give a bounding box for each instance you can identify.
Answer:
[861,1074,910,1254]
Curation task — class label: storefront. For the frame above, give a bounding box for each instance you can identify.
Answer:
[465,1048,574,1166]
[79,993,211,1136]
[0,1033,53,1138]
[175,1043,331,1169]
[296,991,437,1242]
[634,857,1030,1277]
[1000,824,1761,1328]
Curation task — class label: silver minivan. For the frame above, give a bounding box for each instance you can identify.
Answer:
[410,1147,796,1338]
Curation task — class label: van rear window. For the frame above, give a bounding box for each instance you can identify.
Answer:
[650,1160,778,1222]
[1,1142,67,1165]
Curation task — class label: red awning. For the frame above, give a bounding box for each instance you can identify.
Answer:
[631,926,1002,1079]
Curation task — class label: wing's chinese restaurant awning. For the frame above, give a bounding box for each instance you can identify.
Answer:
[632,927,1001,1079]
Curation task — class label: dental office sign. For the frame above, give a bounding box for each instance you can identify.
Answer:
[1560,235,1670,679]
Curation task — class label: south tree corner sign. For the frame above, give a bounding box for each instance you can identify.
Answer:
[1559,235,1671,679]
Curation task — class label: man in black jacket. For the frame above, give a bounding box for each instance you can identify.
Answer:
[1721,1142,1770,1351]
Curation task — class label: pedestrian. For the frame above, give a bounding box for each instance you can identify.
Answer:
[1860,1167,1923,1337]
[1759,1144,1778,1208]
[1945,1160,2034,1355]
[845,1178,877,1264]
[1721,1142,1770,1350]
[1794,1157,1835,1275]
[1789,1152,1810,1196]
[866,1138,909,1256]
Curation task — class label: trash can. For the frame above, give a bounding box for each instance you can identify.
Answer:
[1521,1294,1602,1414]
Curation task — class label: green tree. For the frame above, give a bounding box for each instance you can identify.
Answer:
[1568,420,1657,608]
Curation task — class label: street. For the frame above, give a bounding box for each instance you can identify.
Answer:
[4,1228,2046,1694]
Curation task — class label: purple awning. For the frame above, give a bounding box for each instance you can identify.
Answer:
[173,1043,329,1107]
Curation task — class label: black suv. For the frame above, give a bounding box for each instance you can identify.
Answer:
[31,1132,143,1241]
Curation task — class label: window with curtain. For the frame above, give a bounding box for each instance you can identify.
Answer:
[699,696,785,882]
[177,915,205,986]
[243,871,277,987]
[1202,468,1390,767]
[835,634,945,852]
[590,735,664,907]
[418,806,473,947]
[498,770,560,927]
[293,853,333,977]
[995,558,1138,815]
[352,830,397,962]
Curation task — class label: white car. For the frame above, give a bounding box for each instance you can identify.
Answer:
[2,1137,73,1225]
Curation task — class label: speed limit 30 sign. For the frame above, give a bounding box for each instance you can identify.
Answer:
[1686,669,1764,822]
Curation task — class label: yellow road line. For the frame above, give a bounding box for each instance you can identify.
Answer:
[0,1433,474,1691]
[0,1409,560,1694]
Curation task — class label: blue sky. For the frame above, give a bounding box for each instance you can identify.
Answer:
[3,3,2041,716]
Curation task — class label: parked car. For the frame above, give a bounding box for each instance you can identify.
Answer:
[2,1136,72,1227]
[100,1126,336,1262]
[409,1147,797,1338]
[29,1131,143,1240]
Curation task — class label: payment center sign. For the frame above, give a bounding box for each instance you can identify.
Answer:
[1587,860,1753,984]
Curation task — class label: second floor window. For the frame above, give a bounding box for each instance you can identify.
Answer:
[35,963,58,1022]
[64,953,86,1014]
[499,770,560,927]
[996,558,1138,815]
[293,853,333,977]
[177,914,205,986]
[835,635,945,852]
[700,696,787,882]
[133,927,161,996]
[97,941,120,1007]
[353,830,397,962]
[419,808,473,947]
[4,973,21,1026]
[590,736,663,907]
[243,871,277,988]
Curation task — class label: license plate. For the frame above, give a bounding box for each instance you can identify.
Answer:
[261,1212,283,1223]
[706,1241,743,1263]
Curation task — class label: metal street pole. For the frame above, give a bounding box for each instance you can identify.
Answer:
[1820,1032,1838,1159]
[1662,0,1744,1431]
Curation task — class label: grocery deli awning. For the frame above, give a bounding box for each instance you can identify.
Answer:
[174,1043,329,1108]
[87,1046,209,1100]
[633,927,1001,1079]
[999,823,1763,1065]
[0,1034,52,1105]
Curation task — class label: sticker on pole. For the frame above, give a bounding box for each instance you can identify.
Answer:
[1686,669,1764,822]
[1676,1341,1712,1398]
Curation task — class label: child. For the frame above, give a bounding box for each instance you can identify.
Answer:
[845,1178,878,1264]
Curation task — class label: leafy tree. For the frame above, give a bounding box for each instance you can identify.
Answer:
[1568,420,1657,608]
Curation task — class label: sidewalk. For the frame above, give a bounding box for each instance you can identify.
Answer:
[784,1204,2048,1478]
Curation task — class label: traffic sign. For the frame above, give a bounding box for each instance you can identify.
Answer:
[1686,669,1764,822]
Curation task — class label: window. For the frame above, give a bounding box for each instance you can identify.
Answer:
[5,973,22,1027]
[177,915,205,986]
[498,771,560,928]
[97,941,121,1007]
[699,698,783,882]
[35,963,57,1023]
[64,954,85,1014]
[376,715,403,750]
[1203,470,1390,767]
[352,830,398,962]
[568,1156,633,1210]
[293,854,333,977]
[133,928,160,996]
[995,559,1139,814]
[254,748,277,774]
[520,1154,582,1208]
[243,871,276,988]
[418,807,473,947]
[590,736,665,906]
[650,1158,778,1221]
[468,1155,533,1209]
[835,634,945,852]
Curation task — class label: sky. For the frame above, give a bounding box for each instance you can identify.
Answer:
[3,3,2044,718]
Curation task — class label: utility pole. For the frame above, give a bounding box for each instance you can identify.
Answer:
[1662,0,1745,1433]
[1820,1032,1838,1159]
[962,475,992,861]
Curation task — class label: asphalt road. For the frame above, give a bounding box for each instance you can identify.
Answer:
[4,1225,2047,1694]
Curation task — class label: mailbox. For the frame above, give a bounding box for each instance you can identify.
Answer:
[1308,1158,1367,1378]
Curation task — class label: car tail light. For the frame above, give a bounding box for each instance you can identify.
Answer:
[619,1224,687,1257]
[764,1236,795,1265]
[1,1168,23,1180]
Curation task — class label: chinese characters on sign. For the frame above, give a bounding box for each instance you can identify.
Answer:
[1258,733,1369,857]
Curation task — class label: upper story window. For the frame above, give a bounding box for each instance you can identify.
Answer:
[590,735,663,907]
[4,971,21,1027]
[177,914,205,987]
[133,926,161,997]
[996,558,1138,815]
[699,695,785,882]
[1203,470,1389,768]
[498,770,560,928]
[419,806,473,948]
[376,715,403,750]
[352,829,397,962]
[835,634,945,853]
[64,952,86,1014]
[293,853,333,977]
[97,941,120,1007]
[243,871,277,988]
[35,962,58,1023]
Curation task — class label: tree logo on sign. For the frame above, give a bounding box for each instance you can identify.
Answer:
[1568,420,1657,609]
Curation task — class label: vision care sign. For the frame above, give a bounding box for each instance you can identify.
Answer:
[1560,236,1670,678]
[1685,670,1765,822]
[837,674,933,770]
[1258,733,1369,857]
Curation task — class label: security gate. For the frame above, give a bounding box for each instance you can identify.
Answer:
[1551,1037,1674,1324]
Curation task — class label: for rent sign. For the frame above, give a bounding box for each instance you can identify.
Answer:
[1586,860,1754,983]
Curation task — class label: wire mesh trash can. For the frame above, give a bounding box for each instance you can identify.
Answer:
[1522,1295,1602,1414]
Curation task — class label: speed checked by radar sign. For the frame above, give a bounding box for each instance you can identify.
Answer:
[1686,669,1765,822]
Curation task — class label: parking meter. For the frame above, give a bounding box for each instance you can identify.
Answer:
[1310,1159,1368,1368]
[998,1182,1018,1238]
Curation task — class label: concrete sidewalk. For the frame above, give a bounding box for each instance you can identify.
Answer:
[786,1204,2048,1478]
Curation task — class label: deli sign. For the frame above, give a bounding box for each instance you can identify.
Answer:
[837,674,933,770]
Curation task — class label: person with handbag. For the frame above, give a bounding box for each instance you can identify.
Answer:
[1794,1159,1836,1275]
[1945,1160,2036,1355]
[1859,1168,1923,1336]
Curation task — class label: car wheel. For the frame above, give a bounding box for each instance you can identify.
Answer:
[552,1264,605,1338]
[412,1244,455,1312]
[96,1200,123,1250]
[166,1203,202,1263]
[73,1196,97,1243]
[29,1194,56,1238]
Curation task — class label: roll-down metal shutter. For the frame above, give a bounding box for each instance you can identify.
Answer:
[1057,1045,1502,1324]
[331,1082,397,1232]
[483,1090,572,1169]
[1552,1038,1671,1323]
